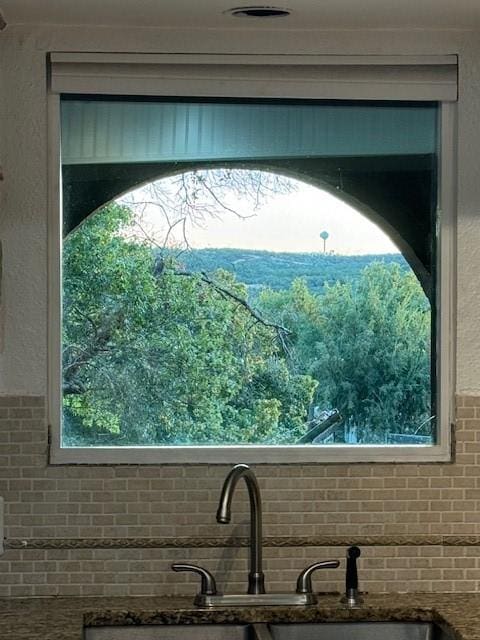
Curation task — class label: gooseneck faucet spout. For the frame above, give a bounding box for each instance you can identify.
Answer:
[173,462,339,606]
[216,463,265,595]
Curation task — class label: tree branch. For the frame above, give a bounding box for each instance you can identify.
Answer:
[172,269,292,352]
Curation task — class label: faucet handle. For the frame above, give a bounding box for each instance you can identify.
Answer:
[296,560,340,594]
[171,563,218,596]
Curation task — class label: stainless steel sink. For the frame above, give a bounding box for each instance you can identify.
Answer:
[268,622,452,640]
[84,622,453,640]
[84,624,255,639]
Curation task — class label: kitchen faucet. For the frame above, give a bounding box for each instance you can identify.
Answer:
[216,463,265,595]
[172,463,340,606]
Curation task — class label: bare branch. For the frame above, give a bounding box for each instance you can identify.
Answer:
[197,178,257,219]
[118,168,298,251]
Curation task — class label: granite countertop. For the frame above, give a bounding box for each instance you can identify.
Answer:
[1,593,479,640]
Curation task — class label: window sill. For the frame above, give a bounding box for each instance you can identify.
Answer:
[49,442,452,465]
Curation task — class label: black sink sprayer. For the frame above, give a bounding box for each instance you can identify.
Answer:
[341,546,363,607]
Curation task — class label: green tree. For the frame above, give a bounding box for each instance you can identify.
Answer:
[62,203,316,446]
[312,263,431,442]
[258,264,431,443]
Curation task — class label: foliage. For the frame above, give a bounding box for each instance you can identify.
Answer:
[258,265,431,442]
[63,203,432,447]
[63,203,316,446]
[313,263,431,441]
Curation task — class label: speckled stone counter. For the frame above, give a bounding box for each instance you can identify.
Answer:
[1,593,479,640]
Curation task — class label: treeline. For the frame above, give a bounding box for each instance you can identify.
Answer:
[177,247,408,296]
[62,203,432,447]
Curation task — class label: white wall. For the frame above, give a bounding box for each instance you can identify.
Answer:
[1,24,480,395]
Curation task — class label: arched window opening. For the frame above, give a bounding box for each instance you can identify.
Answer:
[63,168,433,448]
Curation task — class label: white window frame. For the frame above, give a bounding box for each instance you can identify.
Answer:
[47,53,457,464]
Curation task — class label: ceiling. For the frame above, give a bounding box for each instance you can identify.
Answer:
[0,0,479,31]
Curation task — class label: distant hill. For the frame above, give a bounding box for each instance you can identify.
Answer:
[173,248,408,295]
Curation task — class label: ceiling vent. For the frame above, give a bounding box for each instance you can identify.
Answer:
[226,6,291,18]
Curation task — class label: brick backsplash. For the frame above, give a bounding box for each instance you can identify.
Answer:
[1,394,480,596]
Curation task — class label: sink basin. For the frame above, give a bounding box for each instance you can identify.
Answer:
[268,623,451,640]
[85,622,453,640]
[84,624,255,639]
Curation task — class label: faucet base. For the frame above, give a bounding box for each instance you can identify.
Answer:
[248,571,266,595]
[194,592,318,607]
[340,588,364,608]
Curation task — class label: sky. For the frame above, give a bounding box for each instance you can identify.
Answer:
[121,174,400,256]
[187,185,399,255]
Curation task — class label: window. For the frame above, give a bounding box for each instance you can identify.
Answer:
[48,54,456,463]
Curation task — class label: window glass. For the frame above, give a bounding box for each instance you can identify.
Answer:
[61,98,438,448]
